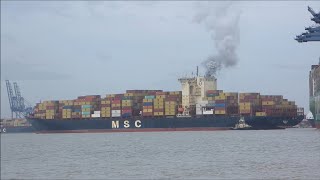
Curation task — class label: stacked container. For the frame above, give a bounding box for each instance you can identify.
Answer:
[225,92,239,115]
[154,92,166,116]
[239,93,261,116]
[100,99,111,118]
[143,96,154,117]
[111,99,121,117]
[43,101,59,119]
[91,111,101,118]
[81,105,92,118]
[260,95,297,117]
[121,100,133,117]
[214,92,226,115]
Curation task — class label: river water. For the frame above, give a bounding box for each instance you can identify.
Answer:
[1,128,320,179]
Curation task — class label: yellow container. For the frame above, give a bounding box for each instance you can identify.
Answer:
[262,101,275,106]
[101,114,111,117]
[156,95,166,99]
[101,100,111,105]
[101,107,111,111]
[256,112,266,116]
[154,112,164,116]
[124,93,134,97]
[215,110,226,115]
[215,96,226,100]
[143,99,153,102]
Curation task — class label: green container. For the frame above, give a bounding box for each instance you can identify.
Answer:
[145,96,155,99]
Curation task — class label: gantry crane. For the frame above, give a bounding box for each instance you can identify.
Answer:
[5,80,33,119]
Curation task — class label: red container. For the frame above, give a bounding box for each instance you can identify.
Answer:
[142,112,153,116]
[112,100,121,104]
[156,92,167,95]
[101,104,111,108]
[122,109,132,113]
[215,100,226,103]
[46,106,55,110]
[165,97,179,101]
[122,107,132,111]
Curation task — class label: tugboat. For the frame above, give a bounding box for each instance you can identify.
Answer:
[232,117,252,130]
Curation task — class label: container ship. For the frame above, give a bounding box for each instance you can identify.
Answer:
[309,60,320,129]
[26,75,304,133]
[0,119,35,133]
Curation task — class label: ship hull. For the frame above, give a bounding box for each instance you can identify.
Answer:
[26,115,304,133]
[245,115,304,129]
[0,126,35,133]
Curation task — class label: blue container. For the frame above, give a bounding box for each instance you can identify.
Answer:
[81,105,92,109]
[207,103,215,107]
[215,103,226,107]
[143,102,153,106]
[121,113,132,118]
[145,96,155,99]
[81,111,90,115]
[122,96,133,100]
[63,106,73,109]
[74,109,81,112]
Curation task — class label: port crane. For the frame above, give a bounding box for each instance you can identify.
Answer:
[295,6,320,43]
[5,80,33,119]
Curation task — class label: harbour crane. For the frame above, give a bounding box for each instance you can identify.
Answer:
[5,80,33,119]
[295,6,320,43]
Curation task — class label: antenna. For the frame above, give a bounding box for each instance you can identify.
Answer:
[196,66,199,77]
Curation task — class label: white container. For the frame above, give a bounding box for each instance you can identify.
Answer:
[203,110,214,115]
[112,114,121,117]
[94,111,101,114]
[112,110,121,114]
[91,114,101,118]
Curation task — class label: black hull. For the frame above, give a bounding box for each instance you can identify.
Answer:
[244,115,304,129]
[26,115,305,133]
[0,126,35,133]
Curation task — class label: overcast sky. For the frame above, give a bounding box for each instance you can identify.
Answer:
[1,1,320,118]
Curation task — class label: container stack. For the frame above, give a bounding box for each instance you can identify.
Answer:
[214,92,227,115]
[111,99,121,117]
[121,100,133,117]
[165,93,180,116]
[43,101,59,119]
[143,96,154,117]
[260,95,297,117]
[74,95,101,118]
[92,111,101,118]
[81,105,92,118]
[239,93,261,116]
[154,92,166,116]
[225,92,239,115]
[34,103,46,119]
[100,99,111,118]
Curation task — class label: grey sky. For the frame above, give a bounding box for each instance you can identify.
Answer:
[1,1,320,118]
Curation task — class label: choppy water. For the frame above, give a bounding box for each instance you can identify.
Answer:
[1,128,320,179]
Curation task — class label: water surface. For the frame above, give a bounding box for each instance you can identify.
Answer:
[1,128,320,179]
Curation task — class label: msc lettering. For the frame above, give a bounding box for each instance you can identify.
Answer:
[111,120,141,128]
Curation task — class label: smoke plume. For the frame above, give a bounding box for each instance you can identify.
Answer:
[194,2,241,76]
